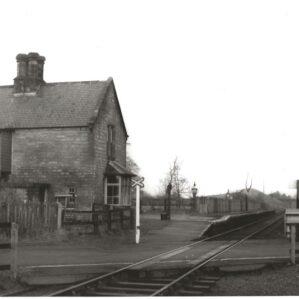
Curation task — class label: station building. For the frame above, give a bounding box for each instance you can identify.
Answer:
[0,52,134,209]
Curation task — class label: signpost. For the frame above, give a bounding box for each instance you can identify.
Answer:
[289,179,299,238]
[132,177,144,244]
[285,209,299,264]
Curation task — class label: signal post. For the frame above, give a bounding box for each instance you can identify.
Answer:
[132,177,144,244]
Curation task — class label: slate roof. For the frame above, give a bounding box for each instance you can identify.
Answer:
[105,160,136,177]
[0,79,112,129]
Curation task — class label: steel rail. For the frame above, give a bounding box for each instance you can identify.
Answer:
[2,287,38,297]
[49,212,278,296]
[151,215,283,296]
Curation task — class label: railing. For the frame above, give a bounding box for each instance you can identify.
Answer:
[0,222,18,278]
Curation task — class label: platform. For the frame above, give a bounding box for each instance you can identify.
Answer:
[15,212,291,285]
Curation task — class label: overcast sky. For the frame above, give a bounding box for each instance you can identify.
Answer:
[1,0,299,196]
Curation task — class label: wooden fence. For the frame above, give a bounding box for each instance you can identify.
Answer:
[0,200,135,237]
[140,195,265,215]
[0,222,18,278]
[0,201,58,237]
[196,196,263,215]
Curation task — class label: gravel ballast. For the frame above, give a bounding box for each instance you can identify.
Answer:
[209,264,299,296]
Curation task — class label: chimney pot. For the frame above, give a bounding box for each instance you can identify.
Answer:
[16,53,28,61]
[28,52,39,58]
[14,52,45,93]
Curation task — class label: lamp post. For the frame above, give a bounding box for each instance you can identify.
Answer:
[191,182,198,210]
[226,189,232,212]
[166,183,172,220]
[226,189,230,199]
[161,182,172,221]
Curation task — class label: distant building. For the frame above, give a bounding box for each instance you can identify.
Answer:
[0,52,134,209]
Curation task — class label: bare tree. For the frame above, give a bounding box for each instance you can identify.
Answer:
[160,157,190,207]
[126,154,140,175]
[126,142,140,175]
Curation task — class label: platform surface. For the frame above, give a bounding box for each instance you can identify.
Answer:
[14,212,291,285]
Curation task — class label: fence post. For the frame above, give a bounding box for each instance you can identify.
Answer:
[7,203,10,222]
[120,210,124,229]
[93,213,99,234]
[57,202,63,229]
[92,204,99,234]
[107,210,112,231]
[10,223,18,279]
[291,225,296,264]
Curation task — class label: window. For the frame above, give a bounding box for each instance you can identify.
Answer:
[68,186,76,195]
[104,175,132,206]
[120,177,131,206]
[107,125,115,160]
[105,175,121,205]
[108,125,115,143]
[0,131,12,179]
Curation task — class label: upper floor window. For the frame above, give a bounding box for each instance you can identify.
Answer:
[0,131,12,180]
[107,125,116,160]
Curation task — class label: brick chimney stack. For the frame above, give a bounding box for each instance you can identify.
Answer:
[14,52,45,94]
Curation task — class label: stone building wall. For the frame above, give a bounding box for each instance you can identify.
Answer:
[10,127,95,208]
[93,83,128,204]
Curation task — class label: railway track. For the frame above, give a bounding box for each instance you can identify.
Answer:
[1,285,66,297]
[43,212,282,296]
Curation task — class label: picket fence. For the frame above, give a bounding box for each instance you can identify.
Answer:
[0,201,58,237]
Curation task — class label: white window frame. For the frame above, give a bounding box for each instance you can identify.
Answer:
[105,175,122,205]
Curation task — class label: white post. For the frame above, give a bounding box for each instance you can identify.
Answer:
[291,225,296,264]
[135,185,140,244]
[11,223,18,279]
[57,202,63,230]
